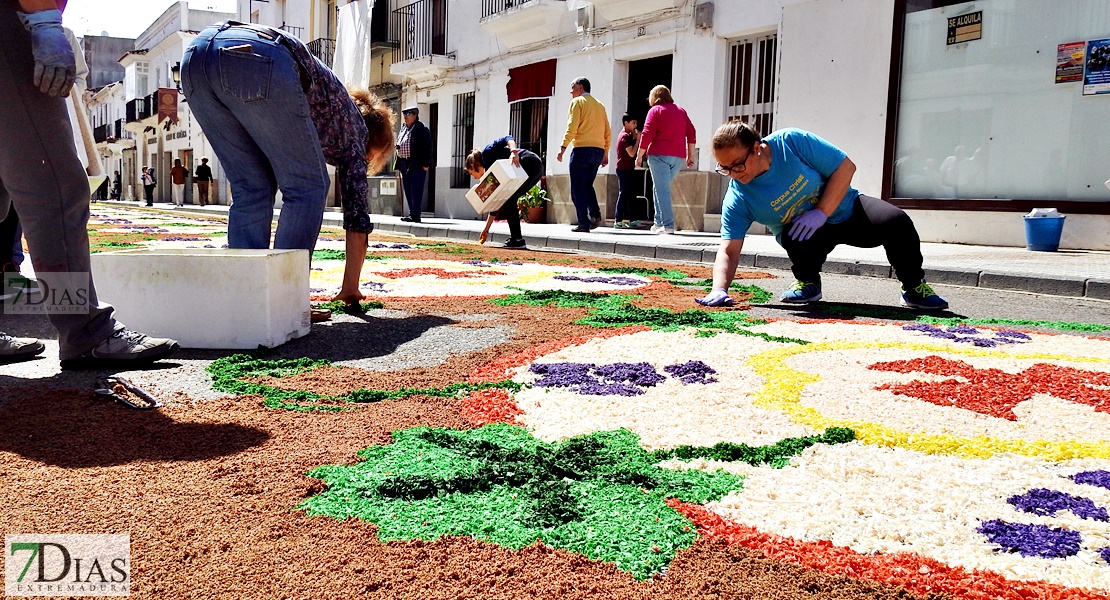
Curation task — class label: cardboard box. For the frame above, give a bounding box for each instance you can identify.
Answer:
[465,158,530,214]
[90,248,311,349]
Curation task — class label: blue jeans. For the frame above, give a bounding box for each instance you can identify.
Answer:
[647,154,683,229]
[397,158,426,219]
[181,25,328,251]
[614,169,636,222]
[568,147,604,227]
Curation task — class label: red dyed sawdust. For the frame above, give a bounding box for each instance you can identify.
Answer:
[869,356,1110,420]
[459,388,522,426]
[669,500,1109,600]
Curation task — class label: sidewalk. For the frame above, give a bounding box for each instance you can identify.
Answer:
[101,201,1110,300]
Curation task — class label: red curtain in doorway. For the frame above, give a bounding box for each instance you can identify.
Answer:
[507,59,557,103]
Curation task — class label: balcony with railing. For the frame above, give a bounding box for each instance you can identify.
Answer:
[93,123,111,143]
[124,93,154,123]
[281,24,304,39]
[479,0,570,49]
[369,0,397,57]
[389,0,454,81]
[307,38,336,69]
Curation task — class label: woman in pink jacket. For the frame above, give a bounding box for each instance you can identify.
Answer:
[635,85,696,234]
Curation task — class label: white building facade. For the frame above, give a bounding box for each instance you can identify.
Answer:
[321,0,1109,250]
[117,2,235,205]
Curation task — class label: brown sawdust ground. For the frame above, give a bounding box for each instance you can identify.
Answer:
[2,230,939,599]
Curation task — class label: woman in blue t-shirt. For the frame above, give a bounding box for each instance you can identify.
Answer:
[696,121,948,310]
[465,136,543,248]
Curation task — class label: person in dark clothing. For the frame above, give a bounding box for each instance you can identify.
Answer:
[466,135,542,249]
[110,169,120,199]
[396,106,431,223]
[0,204,20,275]
[194,157,212,206]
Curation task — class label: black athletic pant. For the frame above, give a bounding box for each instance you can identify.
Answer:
[495,150,543,243]
[779,194,925,288]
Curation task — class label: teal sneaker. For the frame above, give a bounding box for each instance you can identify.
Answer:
[779,281,822,303]
[901,281,949,310]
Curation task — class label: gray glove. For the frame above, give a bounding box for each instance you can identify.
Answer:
[17,9,76,97]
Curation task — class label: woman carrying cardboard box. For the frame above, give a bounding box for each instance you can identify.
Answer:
[466,136,543,249]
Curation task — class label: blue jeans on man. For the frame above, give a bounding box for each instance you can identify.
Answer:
[569,146,604,229]
[398,158,426,221]
[182,25,328,251]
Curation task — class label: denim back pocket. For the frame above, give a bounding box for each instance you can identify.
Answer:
[218,47,272,103]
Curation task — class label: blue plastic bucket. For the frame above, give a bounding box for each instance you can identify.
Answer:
[1023,215,1065,251]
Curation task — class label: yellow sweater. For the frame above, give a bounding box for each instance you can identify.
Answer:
[561,94,611,151]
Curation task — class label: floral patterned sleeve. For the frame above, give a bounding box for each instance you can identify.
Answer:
[285,37,374,233]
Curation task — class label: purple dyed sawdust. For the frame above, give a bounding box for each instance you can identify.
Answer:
[1007,488,1108,521]
[1073,470,1110,490]
[1101,547,1110,565]
[552,275,644,286]
[996,330,1032,340]
[359,282,388,291]
[663,360,718,385]
[529,361,665,396]
[162,236,210,242]
[954,336,998,348]
[946,325,980,335]
[977,520,1082,559]
[903,323,942,333]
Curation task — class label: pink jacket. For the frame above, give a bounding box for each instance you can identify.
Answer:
[639,103,696,159]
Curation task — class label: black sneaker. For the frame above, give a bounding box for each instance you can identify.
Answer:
[60,329,179,370]
[590,215,603,229]
[503,239,527,249]
[0,333,45,364]
[571,226,590,233]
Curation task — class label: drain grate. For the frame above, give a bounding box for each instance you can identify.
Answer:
[678,242,719,247]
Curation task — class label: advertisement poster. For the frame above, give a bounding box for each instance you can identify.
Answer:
[1083,37,1110,95]
[1056,41,1086,84]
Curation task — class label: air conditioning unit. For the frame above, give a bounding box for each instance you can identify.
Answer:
[576,3,593,33]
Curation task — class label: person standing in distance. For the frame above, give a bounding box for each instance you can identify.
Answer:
[194,157,212,206]
[169,158,187,207]
[0,0,179,367]
[635,85,696,234]
[697,121,948,311]
[396,106,431,223]
[140,165,155,206]
[556,77,610,233]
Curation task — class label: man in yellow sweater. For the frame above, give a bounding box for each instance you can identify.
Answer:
[556,77,610,232]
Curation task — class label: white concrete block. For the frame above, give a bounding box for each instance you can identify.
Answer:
[91,249,311,349]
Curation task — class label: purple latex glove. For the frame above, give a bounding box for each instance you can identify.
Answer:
[788,209,828,241]
[695,289,734,307]
[18,9,75,97]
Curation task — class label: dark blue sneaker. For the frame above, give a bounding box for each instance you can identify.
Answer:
[779,281,822,303]
[901,281,949,310]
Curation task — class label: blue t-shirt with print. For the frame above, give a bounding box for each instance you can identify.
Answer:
[721,128,858,241]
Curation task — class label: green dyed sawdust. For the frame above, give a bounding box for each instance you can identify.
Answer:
[489,289,639,310]
[206,354,521,412]
[312,299,385,314]
[310,249,390,262]
[815,304,1110,333]
[597,267,689,280]
[649,427,856,468]
[577,304,808,344]
[301,424,743,579]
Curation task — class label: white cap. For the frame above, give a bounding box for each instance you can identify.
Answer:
[1026,208,1060,218]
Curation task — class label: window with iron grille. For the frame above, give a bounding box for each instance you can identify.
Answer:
[509,98,549,169]
[451,92,475,188]
[725,33,777,137]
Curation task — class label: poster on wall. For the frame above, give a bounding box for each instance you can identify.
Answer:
[1056,41,1086,83]
[1083,37,1110,95]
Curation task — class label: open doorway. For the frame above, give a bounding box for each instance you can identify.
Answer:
[428,102,438,212]
[626,54,672,125]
